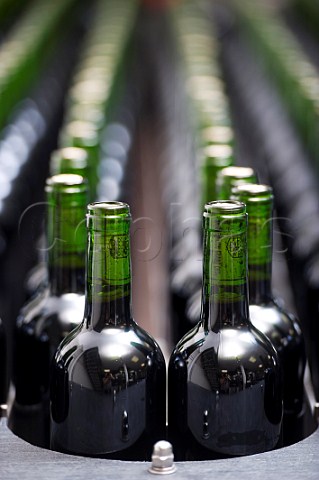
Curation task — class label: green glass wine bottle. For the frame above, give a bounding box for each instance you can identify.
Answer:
[168,200,283,460]
[24,147,93,301]
[216,165,258,200]
[60,120,100,201]
[201,144,233,205]
[50,147,93,201]
[50,202,166,460]
[9,174,88,448]
[231,184,306,432]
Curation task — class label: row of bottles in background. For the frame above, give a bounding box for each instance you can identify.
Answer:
[222,0,319,398]
[165,0,235,343]
[149,0,308,455]
[0,0,78,130]
[0,0,94,414]
[24,0,139,300]
[0,0,89,245]
[9,0,141,449]
[232,0,319,166]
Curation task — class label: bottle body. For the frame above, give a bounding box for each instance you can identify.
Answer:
[14,288,85,406]
[169,320,282,460]
[249,299,305,418]
[50,201,166,460]
[232,184,306,420]
[168,201,282,460]
[10,175,87,448]
[50,317,166,459]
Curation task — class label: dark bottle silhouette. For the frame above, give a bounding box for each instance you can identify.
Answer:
[10,174,88,448]
[168,200,283,460]
[232,184,306,442]
[50,202,166,460]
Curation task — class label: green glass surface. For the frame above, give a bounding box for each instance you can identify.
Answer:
[201,144,233,204]
[232,184,272,275]
[200,125,234,146]
[86,202,131,302]
[203,201,247,302]
[45,174,88,271]
[60,121,99,200]
[50,147,94,201]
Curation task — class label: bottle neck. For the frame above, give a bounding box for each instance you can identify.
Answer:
[47,200,86,296]
[85,221,132,331]
[201,214,249,331]
[247,204,273,305]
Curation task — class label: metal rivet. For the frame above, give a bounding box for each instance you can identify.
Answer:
[148,440,177,475]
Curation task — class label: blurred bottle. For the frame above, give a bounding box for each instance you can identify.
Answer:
[50,202,166,460]
[50,147,92,198]
[303,254,319,399]
[168,200,283,460]
[9,174,88,448]
[200,144,233,205]
[24,147,92,301]
[0,318,7,406]
[216,165,258,200]
[184,165,259,328]
[200,125,234,147]
[232,184,306,441]
[60,120,100,201]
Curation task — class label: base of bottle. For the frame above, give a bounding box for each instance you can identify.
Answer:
[8,398,50,449]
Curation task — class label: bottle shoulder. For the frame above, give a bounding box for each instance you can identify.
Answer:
[170,322,279,370]
[55,321,166,370]
[249,298,304,349]
[16,289,85,337]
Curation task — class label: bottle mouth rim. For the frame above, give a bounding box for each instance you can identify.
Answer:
[51,147,89,166]
[219,166,256,178]
[231,183,273,202]
[87,201,130,218]
[204,200,246,215]
[45,174,88,193]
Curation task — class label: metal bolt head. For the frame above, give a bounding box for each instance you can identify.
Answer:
[148,440,176,475]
